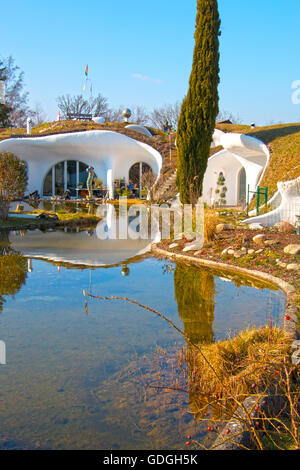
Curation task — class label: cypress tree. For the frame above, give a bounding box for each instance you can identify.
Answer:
[176,0,221,204]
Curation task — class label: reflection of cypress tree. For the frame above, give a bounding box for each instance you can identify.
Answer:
[0,253,28,312]
[174,263,215,344]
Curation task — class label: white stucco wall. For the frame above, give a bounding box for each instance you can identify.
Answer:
[0,130,162,198]
[202,130,269,206]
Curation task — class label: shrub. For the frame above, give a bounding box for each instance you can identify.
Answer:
[0,152,28,220]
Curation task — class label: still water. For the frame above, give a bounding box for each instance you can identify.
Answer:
[0,228,285,449]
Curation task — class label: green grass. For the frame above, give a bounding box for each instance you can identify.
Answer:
[216,122,300,199]
[0,216,47,228]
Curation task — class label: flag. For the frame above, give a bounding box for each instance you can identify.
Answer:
[85,65,88,77]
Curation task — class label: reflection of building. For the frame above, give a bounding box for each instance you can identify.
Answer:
[0,130,162,199]
[174,263,215,344]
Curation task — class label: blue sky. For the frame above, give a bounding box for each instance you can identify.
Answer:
[1,0,300,125]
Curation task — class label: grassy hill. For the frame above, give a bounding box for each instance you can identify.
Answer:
[216,122,300,199]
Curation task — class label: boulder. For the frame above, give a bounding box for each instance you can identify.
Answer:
[248,223,265,230]
[253,234,266,244]
[273,221,295,233]
[169,243,179,249]
[283,244,300,255]
[182,240,204,252]
[286,263,300,271]
[216,223,235,233]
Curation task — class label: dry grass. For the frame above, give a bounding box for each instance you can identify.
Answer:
[216,122,300,199]
[204,208,220,243]
[187,326,291,419]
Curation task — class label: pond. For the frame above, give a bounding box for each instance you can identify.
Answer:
[0,227,286,450]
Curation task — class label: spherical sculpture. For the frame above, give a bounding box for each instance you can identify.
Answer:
[122,108,131,122]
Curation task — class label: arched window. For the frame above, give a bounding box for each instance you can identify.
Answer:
[43,161,89,197]
[129,162,152,186]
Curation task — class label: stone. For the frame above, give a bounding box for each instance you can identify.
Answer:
[273,221,295,233]
[253,234,266,244]
[248,249,255,255]
[264,239,279,246]
[255,249,264,254]
[283,244,300,255]
[216,223,235,233]
[286,263,300,271]
[241,247,247,252]
[227,249,235,255]
[182,240,204,252]
[169,243,179,249]
[234,251,243,259]
[277,261,287,268]
[221,247,233,256]
[184,233,196,242]
[248,223,265,230]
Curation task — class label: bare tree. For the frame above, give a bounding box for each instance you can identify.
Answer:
[217,109,241,124]
[91,93,110,117]
[56,94,90,118]
[130,106,150,125]
[0,56,30,127]
[141,169,156,201]
[57,92,110,118]
[149,101,182,130]
[30,102,47,126]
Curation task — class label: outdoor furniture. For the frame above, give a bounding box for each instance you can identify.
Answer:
[66,113,92,121]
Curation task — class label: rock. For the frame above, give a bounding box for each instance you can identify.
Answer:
[221,247,233,256]
[234,251,243,259]
[264,239,279,246]
[169,243,179,249]
[227,249,235,255]
[216,223,235,233]
[255,249,264,254]
[184,232,197,242]
[182,240,204,252]
[248,223,265,230]
[241,247,247,252]
[286,263,300,271]
[248,249,255,255]
[253,234,266,244]
[277,261,287,268]
[273,221,295,233]
[283,244,300,255]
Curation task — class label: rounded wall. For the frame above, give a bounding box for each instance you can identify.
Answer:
[0,130,162,197]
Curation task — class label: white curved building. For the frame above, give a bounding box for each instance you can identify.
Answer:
[202,129,269,206]
[0,130,162,199]
[0,126,270,206]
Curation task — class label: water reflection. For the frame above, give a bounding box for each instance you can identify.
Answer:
[0,251,27,312]
[174,264,215,344]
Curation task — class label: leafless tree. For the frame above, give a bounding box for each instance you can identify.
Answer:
[217,109,241,124]
[149,101,182,130]
[30,102,47,126]
[0,56,30,127]
[57,92,110,118]
[141,169,156,200]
